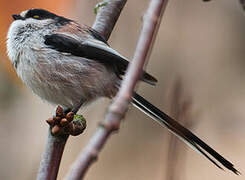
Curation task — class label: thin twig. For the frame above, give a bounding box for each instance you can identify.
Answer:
[37,129,69,180]
[37,106,86,180]
[66,0,169,179]
[92,0,127,40]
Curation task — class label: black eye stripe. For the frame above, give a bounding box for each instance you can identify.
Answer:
[23,9,72,25]
[25,9,57,19]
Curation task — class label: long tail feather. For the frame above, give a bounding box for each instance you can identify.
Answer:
[132,93,240,175]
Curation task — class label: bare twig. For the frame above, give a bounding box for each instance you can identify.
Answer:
[37,107,86,180]
[37,129,69,180]
[66,0,169,179]
[92,0,127,41]
[37,106,70,180]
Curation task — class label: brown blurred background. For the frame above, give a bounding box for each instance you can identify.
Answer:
[0,0,244,179]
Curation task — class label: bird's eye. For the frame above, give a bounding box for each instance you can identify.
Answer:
[33,15,40,19]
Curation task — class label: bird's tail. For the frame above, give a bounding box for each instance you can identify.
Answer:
[132,92,240,175]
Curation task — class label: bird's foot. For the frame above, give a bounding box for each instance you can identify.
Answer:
[46,105,86,136]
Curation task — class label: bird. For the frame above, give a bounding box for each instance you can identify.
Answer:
[7,8,239,174]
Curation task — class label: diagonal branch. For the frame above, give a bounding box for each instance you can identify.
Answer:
[37,107,86,180]
[65,0,169,179]
[92,0,127,40]
[37,129,69,180]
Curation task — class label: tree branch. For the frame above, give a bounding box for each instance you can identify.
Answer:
[37,129,69,180]
[37,106,86,180]
[66,0,169,179]
[92,0,127,41]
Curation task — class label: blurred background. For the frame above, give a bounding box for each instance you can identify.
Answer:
[0,0,244,179]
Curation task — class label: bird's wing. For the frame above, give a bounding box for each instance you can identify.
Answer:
[44,31,157,85]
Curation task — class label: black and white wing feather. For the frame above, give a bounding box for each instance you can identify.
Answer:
[44,31,157,85]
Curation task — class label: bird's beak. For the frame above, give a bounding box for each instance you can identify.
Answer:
[12,14,24,21]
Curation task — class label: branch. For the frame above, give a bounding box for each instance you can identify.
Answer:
[92,0,127,41]
[66,0,169,179]
[37,129,68,180]
[37,107,86,180]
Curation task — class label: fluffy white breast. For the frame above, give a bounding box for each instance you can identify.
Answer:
[6,18,119,109]
[7,20,24,65]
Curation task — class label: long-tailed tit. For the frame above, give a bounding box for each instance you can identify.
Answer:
[6,9,239,174]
